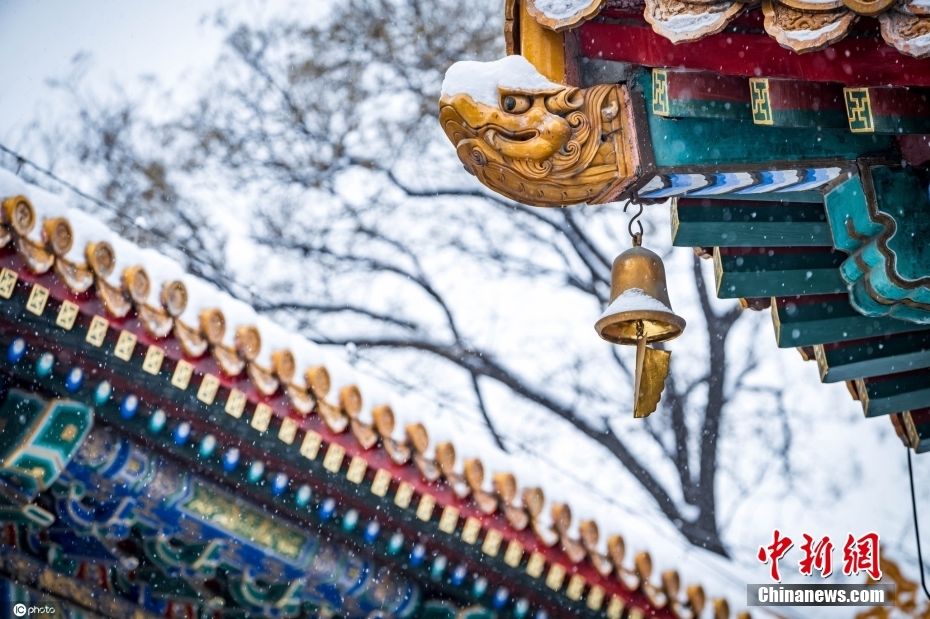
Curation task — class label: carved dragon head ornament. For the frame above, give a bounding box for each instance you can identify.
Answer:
[439,56,640,207]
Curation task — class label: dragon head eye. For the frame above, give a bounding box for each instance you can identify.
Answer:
[502,94,531,113]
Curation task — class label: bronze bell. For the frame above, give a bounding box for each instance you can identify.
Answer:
[595,235,686,418]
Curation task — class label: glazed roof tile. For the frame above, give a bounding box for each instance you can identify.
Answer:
[0,166,749,619]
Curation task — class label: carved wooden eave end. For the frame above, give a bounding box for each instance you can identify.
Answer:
[525,0,610,31]
[439,55,641,207]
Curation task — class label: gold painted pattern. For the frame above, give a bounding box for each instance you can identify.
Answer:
[278,417,298,444]
[0,268,17,298]
[85,315,108,347]
[197,373,220,404]
[750,78,774,125]
[26,284,48,315]
[845,87,875,132]
[394,481,414,508]
[482,529,503,557]
[171,359,194,390]
[56,300,79,330]
[462,516,481,545]
[183,484,306,560]
[652,69,670,116]
[300,431,322,460]
[504,540,524,567]
[416,494,436,521]
[142,345,165,375]
[224,389,246,418]
[371,468,391,496]
[346,455,367,483]
[250,402,273,432]
[546,563,567,590]
[323,443,346,472]
[567,574,586,600]
[607,595,626,619]
[439,506,460,534]
[587,584,605,610]
[60,423,78,442]
[526,551,546,578]
[114,330,137,362]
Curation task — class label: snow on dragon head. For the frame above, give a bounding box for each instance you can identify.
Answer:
[439,55,640,207]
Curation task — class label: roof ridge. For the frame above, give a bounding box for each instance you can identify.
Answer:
[0,179,749,618]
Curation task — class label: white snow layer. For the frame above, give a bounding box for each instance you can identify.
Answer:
[599,287,673,320]
[654,10,732,36]
[440,55,562,107]
[532,0,598,20]
[781,17,847,43]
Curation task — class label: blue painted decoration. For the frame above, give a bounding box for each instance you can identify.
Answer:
[7,337,25,363]
[64,367,83,393]
[35,352,54,378]
[223,448,240,472]
[119,394,139,419]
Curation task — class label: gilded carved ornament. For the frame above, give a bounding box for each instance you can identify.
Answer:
[524,0,609,31]
[439,55,641,207]
[645,0,929,55]
[511,0,930,57]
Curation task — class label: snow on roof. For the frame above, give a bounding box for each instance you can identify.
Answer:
[0,165,759,614]
[531,0,602,21]
[440,55,563,107]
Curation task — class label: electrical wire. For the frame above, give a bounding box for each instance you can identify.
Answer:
[908,447,930,601]
[0,143,250,298]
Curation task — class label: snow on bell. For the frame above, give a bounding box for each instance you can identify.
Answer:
[595,229,685,419]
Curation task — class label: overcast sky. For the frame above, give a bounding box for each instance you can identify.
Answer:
[0,1,228,139]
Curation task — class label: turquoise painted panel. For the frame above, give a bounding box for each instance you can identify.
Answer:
[701,190,825,203]
[824,166,930,324]
[636,72,894,169]
[0,390,93,495]
[824,176,882,253]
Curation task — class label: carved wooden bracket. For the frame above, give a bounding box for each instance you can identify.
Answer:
[824,162,930,324]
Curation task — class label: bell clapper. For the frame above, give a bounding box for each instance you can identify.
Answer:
[633,320,647,418]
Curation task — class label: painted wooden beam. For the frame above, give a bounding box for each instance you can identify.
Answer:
[898,134,930,167]
[714,246,845,299]
[903,409,930,453]
[856,369,930,417]
[652,68,750,120]
[844,87,930,134]
[814,332,930,383]
[706,190,825,204]
[672,199,832,247]
[579,20,930,87]
[748,78,847,129]
[638,72,894,171]
[771,294,930,348]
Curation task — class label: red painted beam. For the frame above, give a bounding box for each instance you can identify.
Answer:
[665,69,747,104]
[579,20,930,87]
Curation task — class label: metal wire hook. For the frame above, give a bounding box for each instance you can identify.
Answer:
[624,201,644,245]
